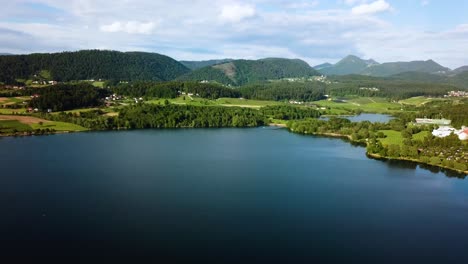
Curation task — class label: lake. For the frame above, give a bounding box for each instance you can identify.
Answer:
[1,128,468,262]
[320,113,393,123]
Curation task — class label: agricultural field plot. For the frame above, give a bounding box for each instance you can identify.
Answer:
[146,96,281,108]
[399,96,446,106]
[315,97,402,113]
[216,98,282,108]
[30,121,88,131]
[0,115,87,132]
[0,120,32,133]
[378,130,431,146]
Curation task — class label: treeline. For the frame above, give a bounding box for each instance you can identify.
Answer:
[0,50,189,83]
[239,81,326,101]
[29,83,109,111]
[417,101,468,128]
[111,81,240,99]
[42,104,267,130]
[327,76,461,99]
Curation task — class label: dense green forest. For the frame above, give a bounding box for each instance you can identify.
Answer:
[179,58,319,86]
[326,76,460,99]
[111,81,240,99]
[417,100,468,127]
[42,104,267,129]
[29,83,109,111]
[239,81,326,101]
[0,50,190,83]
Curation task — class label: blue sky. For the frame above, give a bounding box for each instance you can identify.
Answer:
[1,0,467,68]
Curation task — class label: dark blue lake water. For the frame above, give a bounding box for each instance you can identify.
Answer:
[0,128,467,263]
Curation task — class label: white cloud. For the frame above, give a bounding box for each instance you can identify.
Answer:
[1,0,467,68]
[421,0,429,7]
[344,0,368,6]
[286,1,319,9]
[100,21,156,34]
[219,3,256,23]
[351,0,391,15]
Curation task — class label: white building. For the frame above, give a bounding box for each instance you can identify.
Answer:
[432,126,468,140]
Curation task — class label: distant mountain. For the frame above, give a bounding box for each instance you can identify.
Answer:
[319,55,379,75]
[362,59,450,77]
[0,53,12,55]
[313,63,333,71]
[0,50,190,83]
[178,58,319,86]
[452,66,468,74]
[180,59,233,70]
[317,55,450,77]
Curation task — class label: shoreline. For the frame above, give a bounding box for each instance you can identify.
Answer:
[289,129,468,176]
[2,122,466,176]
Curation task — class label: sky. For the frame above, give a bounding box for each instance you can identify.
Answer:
[1,0,468,69]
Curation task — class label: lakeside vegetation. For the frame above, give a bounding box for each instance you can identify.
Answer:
[0,53,467,175]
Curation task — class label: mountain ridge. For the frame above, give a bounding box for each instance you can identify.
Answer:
[316,55,450,77]
[178,58,319,86]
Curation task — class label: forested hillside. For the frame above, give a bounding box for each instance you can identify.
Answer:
[0,50,190,83]
[178,58,319,86]
[180,59,233,70]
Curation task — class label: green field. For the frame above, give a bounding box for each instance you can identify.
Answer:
[92,81,105,88]
[0,120,32,133]
[30,121,88,131]
[146,96,282,108]
[315,97,402,113]
[378,130,431,146]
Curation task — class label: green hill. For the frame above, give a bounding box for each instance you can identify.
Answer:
[178,58,319,86]
[452,66,468,74]
[0,50,190,83]
[180,59,233,70]
[362,59,450,77]
[318,55,450,77]
[319,55,379,75]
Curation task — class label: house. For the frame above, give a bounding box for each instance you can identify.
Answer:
[457,127,468,140]
[432,126,455,138]
[432,126,468,140]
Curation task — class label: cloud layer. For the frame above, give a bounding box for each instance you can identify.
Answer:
[0,0,467,68]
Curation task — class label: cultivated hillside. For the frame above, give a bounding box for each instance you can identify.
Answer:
[178,58,319,86]
[0,50,190,83]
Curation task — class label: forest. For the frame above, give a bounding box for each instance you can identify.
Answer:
[0,50,189,83]
[326,76,459,99]
[28,83,109,111]
[111,81,240,99]
[239,81,326,101]
[41,104,267,129]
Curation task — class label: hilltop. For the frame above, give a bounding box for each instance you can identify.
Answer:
[178,58,319,86]
[315,55,450,77]
[0,50,190,83]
